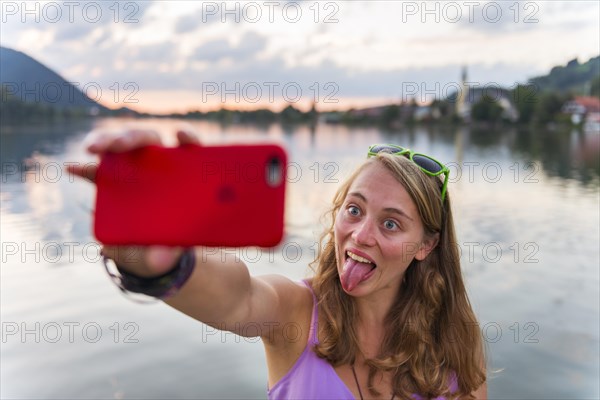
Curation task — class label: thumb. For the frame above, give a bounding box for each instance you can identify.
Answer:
[176,130,201,145]
[66,163,97,183]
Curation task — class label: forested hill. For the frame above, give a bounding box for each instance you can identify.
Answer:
[529,56,600,96]
[0,46,107,112]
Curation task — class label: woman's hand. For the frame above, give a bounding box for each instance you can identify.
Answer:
[67,129,200,277]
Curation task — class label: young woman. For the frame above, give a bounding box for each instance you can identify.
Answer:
[70,129,487,399]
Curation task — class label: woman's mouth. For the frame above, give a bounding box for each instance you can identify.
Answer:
[341,250,377,291]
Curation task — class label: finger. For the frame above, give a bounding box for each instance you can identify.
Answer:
[66,163,97,183]
[85,131,116,154]
[176,130,201,145]
[102,245,183,277]
[105,129,163,153]
[146,246,183,274]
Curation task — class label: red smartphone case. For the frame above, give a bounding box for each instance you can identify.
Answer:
[94,144,287,247]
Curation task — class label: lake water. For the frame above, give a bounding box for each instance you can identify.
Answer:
[1,118,599,399]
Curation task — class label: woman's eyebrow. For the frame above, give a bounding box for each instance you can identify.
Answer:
[348,191,367,202]
[347,192,413,221]
[383,207,413,221]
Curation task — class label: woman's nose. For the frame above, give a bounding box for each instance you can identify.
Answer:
[351,219,376,247]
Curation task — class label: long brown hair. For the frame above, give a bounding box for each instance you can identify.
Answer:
[311,153,486,399]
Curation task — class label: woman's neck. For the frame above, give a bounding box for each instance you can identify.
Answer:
[353,291,398,359]
[354,284,398,326]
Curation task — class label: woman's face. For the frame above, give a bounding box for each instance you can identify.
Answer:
[334,161,437,297]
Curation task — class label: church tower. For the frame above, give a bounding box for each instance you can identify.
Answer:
[456,66,469,119]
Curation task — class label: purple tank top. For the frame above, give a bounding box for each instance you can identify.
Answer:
[267,281,457,400]
[267,281,355,399]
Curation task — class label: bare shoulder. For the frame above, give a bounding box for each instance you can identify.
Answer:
[256,275,314,315]
[260,276,315,385]
[255,275,314,344]
[258,274,313,294]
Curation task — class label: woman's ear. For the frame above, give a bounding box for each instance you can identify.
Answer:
[415,233,439,261]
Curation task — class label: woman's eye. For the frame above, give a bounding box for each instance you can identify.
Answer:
[348,206,360,216]
[384,220,398,230]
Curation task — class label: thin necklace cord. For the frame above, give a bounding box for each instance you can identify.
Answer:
[351,364,396,400]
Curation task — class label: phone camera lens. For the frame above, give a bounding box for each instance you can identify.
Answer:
[266,156,283,187]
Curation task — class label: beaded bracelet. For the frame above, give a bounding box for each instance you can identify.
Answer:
[103,249,196,300]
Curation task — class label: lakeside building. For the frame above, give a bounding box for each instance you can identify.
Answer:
[454,66,519,122]
[562,96,600,125]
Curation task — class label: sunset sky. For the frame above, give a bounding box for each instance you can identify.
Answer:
[1,0,598,113]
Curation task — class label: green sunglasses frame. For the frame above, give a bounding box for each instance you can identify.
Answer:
[367,144,450,202]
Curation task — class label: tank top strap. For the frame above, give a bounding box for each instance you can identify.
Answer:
[301,279,320,345]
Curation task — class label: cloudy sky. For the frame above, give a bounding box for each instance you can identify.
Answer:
[1,0,598,113]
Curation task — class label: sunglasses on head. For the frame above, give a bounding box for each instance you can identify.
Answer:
[367,144,450,202]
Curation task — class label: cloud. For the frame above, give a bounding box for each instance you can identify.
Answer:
[128,41,178,63]
[191,32,268,63]
[123,50,538,99]
[458,0,599,35]
[457,0,539,34]
[175,8,221,33]
[53,21,100,42]
[191,38,234,62]
[175,13,202,34]
[5,1,156,42]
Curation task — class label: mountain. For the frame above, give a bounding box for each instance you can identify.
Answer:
[0,46,108,113]
[529,56,600,95]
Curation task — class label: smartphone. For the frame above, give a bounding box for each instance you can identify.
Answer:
[94,143,287,247]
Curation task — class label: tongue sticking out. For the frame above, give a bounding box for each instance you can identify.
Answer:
[341,257,375,292]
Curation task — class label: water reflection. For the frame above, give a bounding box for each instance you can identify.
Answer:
[2,120,598,187]
[505,127,598,184]
[1,120,96,167]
